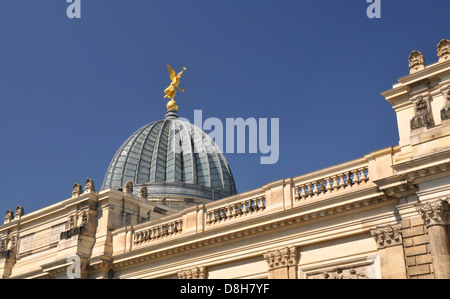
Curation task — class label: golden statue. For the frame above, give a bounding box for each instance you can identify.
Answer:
[164,65,186,111]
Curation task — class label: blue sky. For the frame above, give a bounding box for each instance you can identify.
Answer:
[0,0,449,215]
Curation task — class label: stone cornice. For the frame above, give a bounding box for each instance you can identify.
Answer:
[110,189,394,270]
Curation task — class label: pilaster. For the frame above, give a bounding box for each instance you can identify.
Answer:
[415,199,450,279]
[263,246,298,279]
[370,224,407,279]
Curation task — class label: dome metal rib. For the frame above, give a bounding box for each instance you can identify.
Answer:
[101,114,237,201]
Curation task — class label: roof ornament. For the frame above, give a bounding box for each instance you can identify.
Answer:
[437,39,450,62]
[408,50,425,74]
[164,65,187,112]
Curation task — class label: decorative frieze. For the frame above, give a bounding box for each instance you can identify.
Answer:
[310,267,369,279]
[263,247,298,270]
[416,199,449,227]
[370,224,403,249]
[177,266,206,279]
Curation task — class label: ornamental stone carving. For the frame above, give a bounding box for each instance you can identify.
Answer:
[263,246,298,270]
[177,266,206,279]
[437,39,450,62]
[84,178,95,193]
[138,186,148,201]
[410,95,434,130]
[309,267,369,279]
[370,224,402,249]
[409,50,425,74]
[123,181,133,196]
[72,183,82,197]
[4,210,14,224]
[416,199,449,227]
[0,236,16,258]
[441,87,450,121]
[14,206,24,220]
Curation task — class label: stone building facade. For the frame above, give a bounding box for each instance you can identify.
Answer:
[1,40,450,279]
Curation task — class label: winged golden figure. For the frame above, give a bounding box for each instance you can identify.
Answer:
[164,65,186,100]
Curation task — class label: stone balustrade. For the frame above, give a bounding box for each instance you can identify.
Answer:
[205,195,266,226]
[294,165,369,201]
[133,218,183,245]
[127,158,377,251]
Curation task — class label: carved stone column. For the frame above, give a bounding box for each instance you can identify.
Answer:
[416,199,450,279]
[370,224,407,279]
[263,246,298,279]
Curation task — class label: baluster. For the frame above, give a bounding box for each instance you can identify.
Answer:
[135,232,141,244]
[258,197,265,210]
[299,185,306,200]
[331,176,338,192]
[236,204,242,216]
[352,169,360,185]
[228,205,235,219]
[294,186,300,200]
[312,181,319,197]
[360,167,367,183]
[345,171,352,188]
[306,183,312,198]
[245,199,251,212]
[318,180,325,195]
[142,230,148,242]
[338,174,345,190]
[325,178,332,193]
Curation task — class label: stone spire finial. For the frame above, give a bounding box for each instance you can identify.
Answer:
[409,50,425,74]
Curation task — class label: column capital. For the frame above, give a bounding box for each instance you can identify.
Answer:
[177,266,207,279]
[370,224,403,249]
[415,199,449,227]
[263,246,298,270]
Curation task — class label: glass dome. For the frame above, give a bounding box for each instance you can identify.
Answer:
[102,112,237,201]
